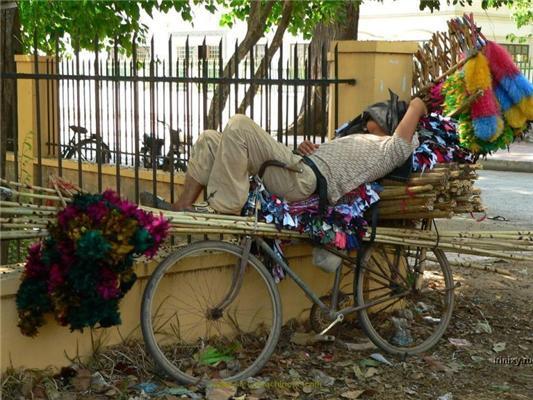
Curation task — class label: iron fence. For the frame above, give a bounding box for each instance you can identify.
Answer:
[2,33,355,203]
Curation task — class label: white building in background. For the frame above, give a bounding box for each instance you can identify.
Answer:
[143,0,531,64]
[358,0,532,62]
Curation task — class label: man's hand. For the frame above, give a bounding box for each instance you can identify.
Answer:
[297,140,320,156]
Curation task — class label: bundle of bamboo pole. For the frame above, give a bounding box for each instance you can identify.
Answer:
[376,162,483,220]
[0,177,77,240]
[154,209,533,262]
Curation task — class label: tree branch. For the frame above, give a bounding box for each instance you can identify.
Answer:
[237,0,293,114]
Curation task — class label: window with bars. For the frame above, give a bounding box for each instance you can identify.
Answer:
[175,44,220,61]
[500,43,529,62]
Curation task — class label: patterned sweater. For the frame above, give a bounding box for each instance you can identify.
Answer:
[308,133,418,203]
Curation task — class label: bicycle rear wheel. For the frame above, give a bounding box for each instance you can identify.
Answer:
[355,244,454,355]
[141,240,282,384]
[64,139,111,163]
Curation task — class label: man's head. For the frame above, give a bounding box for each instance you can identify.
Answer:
[362,90,408,136]
[365,118,389,136]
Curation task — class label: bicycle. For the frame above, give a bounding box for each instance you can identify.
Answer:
[63,125,112,164]
[141,120,188,172]
[141,168,455,385]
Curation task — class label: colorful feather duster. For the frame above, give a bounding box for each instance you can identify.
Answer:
[443,71,514,154]
[463,52,503,142]
[485,41,533,129]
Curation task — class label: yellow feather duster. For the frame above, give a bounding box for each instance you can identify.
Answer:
[464,53,492,92]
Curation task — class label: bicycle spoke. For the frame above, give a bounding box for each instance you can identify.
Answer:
[356,245,454,355]
[142,242,280,384]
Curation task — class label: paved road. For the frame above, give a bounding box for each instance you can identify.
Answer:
[436,170,533,232]
[475,170,533,229]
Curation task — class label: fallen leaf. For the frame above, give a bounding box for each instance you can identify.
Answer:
[344,340,377,351]
[474,321,492,334]
[310,369,335,387]
[352,364,365,380]
[448,338,471,347]
[364,367,379,378]
[491,384,511,392]
[71,368,91,391]
[437,393,453,400]
[336,360,353,367]
[341,390,365,399]
[404,387,417,395]
[291,332,315,346]
[493,342,507,353]
[205,381,237,400]
[359,358,380,367]
[302,385,314,394]
[422,355,449,372]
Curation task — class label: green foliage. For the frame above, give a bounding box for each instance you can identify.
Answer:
[505,0,532,42]
[419,0,514,12]
[19,0,518,55]
[217,0,359,39]
[18,0,203,55]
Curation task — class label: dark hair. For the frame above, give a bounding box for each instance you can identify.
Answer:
[362,90,408,135]
[336,89,407,138]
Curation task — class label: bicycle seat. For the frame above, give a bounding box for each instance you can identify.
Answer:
[69,125,88,134]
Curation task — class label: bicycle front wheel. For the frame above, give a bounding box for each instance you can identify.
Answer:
[141,240,282,384]
[355,244,454,355]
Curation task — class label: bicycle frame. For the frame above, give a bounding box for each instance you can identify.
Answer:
[212,235,416,331]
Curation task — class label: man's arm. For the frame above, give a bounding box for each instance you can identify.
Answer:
[394,98,428,143]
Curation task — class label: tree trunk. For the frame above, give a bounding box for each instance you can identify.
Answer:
[236,1,293,115]
[1,1,21,265]
[291,1,360,137]
[1,1,21,180]
[206,0,275,129]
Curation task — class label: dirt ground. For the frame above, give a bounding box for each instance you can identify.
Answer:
[2,221,533,400]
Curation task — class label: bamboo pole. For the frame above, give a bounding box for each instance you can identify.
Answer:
[0,178,58,194]
[0,223,49,229]
[379,210,453,220]
[379,204,433,215]
[0,230,48,240]
[380,184,434,198]
[0,187,68,202]
[373,234,533,262]
[0,208,57,216]
[0,200,59,211]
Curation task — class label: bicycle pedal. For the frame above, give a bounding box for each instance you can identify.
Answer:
[312,334,335,343]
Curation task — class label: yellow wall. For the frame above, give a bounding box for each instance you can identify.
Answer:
[2,40,414,372]
[327,41,418,139]
[1,244,352,372]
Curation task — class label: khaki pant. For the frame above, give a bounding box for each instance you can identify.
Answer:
[187,114,317,214]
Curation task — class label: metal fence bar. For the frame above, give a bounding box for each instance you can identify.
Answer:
[32,30,43,188]
[75,42,83,187]
[132,39,140,203]
[94,36,103,192]
[2,33,358,203]
[113,40,121,195]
